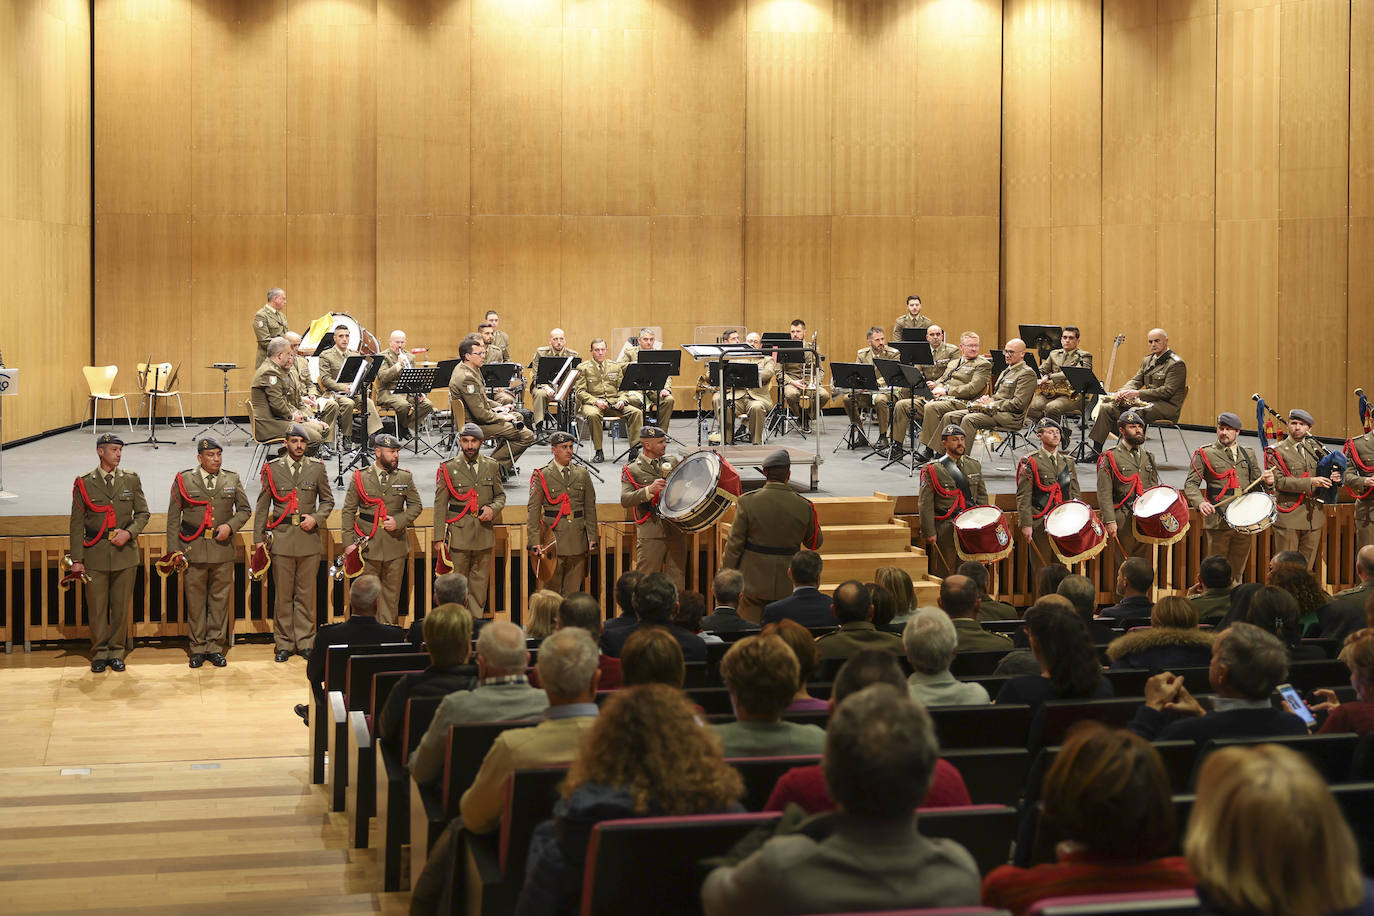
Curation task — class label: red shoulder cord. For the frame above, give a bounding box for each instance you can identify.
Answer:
[531,468,572,530]
[352,469,389,538]
[1266,447,1308,514]
[1016,456,1062,520]
[261,462,299,531]
[1345,439,1374,499]
[1192,448,1239,501]
[438,462,480,524]
[805,501,822,549]
[174,472,214,543]
[621,463,660,525]
[1099,451,1144,510]
[73,477,117,548]
[922,462,968,521]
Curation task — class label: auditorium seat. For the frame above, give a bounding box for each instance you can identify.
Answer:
[1027,889,1200,915]
[727,754,822,810]
[376,694,443,892]
[941,747,1032,806]
[328,651,427,812]
[1285,658,1351,693]
[309,641,411,784]
[344,663,427,847]
[928,704,1034,750]
[1195,732,1362,786]
[918,804,1019,873]
[950,649,1015,677]
[1029,697,1145,753]
[465,765,569,916]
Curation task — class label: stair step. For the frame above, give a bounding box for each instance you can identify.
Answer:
[813,522,913,553]
[818,550,928,582]
[810,496,897,526]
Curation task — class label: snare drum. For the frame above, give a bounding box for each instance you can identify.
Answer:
[1133,485,1191,546]
[953,506,1013,562]
[1223,491,1277,535]
[1044,500,1107,564]
[658,452,743,532]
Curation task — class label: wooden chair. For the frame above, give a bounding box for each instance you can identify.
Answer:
[375,694,443,892]
[464,765,569,916]
[1029,697,1145,753]
[308,642,411,784]
[244,399,283,478]
[80,365,133,434]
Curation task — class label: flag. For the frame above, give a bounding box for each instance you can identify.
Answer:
[1256,396,1272,455]
[1359,389,1373,433]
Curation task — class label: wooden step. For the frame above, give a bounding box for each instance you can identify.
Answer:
[814,521,913,553]
[815,549,928,583]
[810,496,898,526]
[817,576,942,608]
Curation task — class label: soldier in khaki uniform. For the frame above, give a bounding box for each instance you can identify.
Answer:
[251,338,326,448]
[478,322,521,407]
[1089,328,1187,452]
[892,294,933,342]
[1015,418,1081,576]
[920,325,960,383]
[315,324,382,445]
[577,338,643,463]
[484,310,511,359]
[375,330,434,438]
[1027,326,1093,423]
[1269,408,1341,569]
[713,332,775,445]
[618,328,675,430]
[435,423,507,618]
[527,432,599,596]
[340,433,423,624]
[284,332,340,443]
[619,427,688,590]
[1184,412,1274,582]
[252,287,289,368]
[1344,425,1374,548]
[1096,410,1160,560]
[254,424,334,661]
[720,450,825,623]
[918,426,988,579]
[528,329,579,427]
[450,336,535,477]
[780,319,830,430]
[168,437,252,667]
[841,327,904,446]
[913,332,992,455]
[942,338,1037,453]
[69,433,150,672]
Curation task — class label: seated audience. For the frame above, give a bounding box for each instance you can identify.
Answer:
[703,684,982,914]
[1057,573,1116,644]
[877,565,918,626]
[619,627,685,688]
[1186,743,1374,916]
[1223,581,1263,628]
[377,601,478,747]
[1036,562,1071,600]
[867,581,899,628]
[1313,628,1374,736]
[599,570,643,648]
[547,592,621,690]
[458,627,602,834]
[1267,561,1332,637]
[761,549,838,629]
[942,574,1014,653]
[995,597,1113,708]
[815,580,904,661]
[599,573,707,662]
[982,723,1194,915]
[1322,545,1374,642]
[1244,585,1326,660]
[524,588,561,641]
[765,649,971,814]
[960,560,1016,621]
[701,568,761,634]
[408,621,549,786]
[297,574,405,723]
[515,684,745,915]
[1106,595,1215,671]
[763,619,829,712]
[903,607,991,706]
[406,571,471,646]
[674,590,721,644]
[1190,555,1234,624]
[712,635,827,757]
[1100,557,1154,621]
[1127,622,1307,744]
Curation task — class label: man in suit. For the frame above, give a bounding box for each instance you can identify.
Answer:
[527,432,599,596]
[911,332,992,459]
[816,580,904,661]
[450,335,534,479]
[598,572,707,663]
[762,550,836,629]
[1184,411,1274,582]
[254,424,334,661]
[1088,328,1188,455]
[917,425,987,579]
[1026,325,1093,423]
[721,450,825,623]
[619,427,688,589]
[436,423,506,619]
[1096,410,1160,560]
[1101,557,1155,621]
[940,574,1012,653]
[702,568,761,635]
[577,338,643,464]
[528,328,579,431]
[251,337,326,448]
[167,437,252,667]
[1016,417,1081,578]
[1269,408,1341,569]
[1345,424,1374,548]
[340,433,423,625]
[555,592,622,690]
[252,287,289,368]
[314,323,382,446]
[297,574,406,721]
[69,433,150,672]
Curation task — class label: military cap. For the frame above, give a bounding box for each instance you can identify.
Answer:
[1289,408,1315,426]
[761,449,791,469]
[1119,410,1146,427]
[197,436,223,452]
[459,423,485,440]
[549,431,576,446]
[941,424,965,439]
[1034,417,1061,433]
[96,432,124,447]
[372,432,402,449]
[639,427,666,441]
[285,423,310,440]
[1217,412,1243,430]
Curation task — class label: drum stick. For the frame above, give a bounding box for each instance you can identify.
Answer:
[1020,527,1050,568]
[931,539,954,574]
[1110,533,1128,565]
[1211,475,1266,511]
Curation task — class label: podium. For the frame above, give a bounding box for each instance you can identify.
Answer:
[0,368,17,500]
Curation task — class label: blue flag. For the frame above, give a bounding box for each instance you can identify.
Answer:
[1256,397,1270,455]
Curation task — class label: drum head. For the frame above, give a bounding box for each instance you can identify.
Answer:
[661,452,720,522]
[1135,485,1177,516]
[1226,492,1271,524]
[955,506,1002,530]
[1045,501,1089,536]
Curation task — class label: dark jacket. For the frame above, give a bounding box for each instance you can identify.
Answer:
[762,587,839,629]
[701,607,761,634]
[306,615,407,692]
[1128,703,1309,744]
[994,675,1114,709]
[1099,594,1153,621]
[1106,627,1215,671]
[377,664,477,746]
[599,619,707,662]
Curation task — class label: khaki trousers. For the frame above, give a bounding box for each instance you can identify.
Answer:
[1355,501,1373,549]
[186,562,234,654]
[86,566,135,660]
[451,547,493,617]
[581,403,642,451]
[1203,527,1255,585]
[546,553,587,598]
[636,535,688,592]
[1114,514,1150,561]
[272,553,320,651]
[842,391,891,436]
[364,556,407,625]
[1272,527,1322,570]
[1027,393,1080,423]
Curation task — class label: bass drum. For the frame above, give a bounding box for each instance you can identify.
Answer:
[658,452,742,532]
[300,312,380,356]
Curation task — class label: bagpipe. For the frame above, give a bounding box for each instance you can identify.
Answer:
[1253,393,1346,504]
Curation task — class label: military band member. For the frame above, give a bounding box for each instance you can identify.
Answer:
[841,327,903,446]
[252,287,289,368]
[713,332,775,445]
[375,330,434,437]
[893,294,933,341]
[781,319,830,431]
[1268,408,1340,569]
[1096,410,1160,560]
[1027,325,1093,423]
[1183,412,1273,583]
[911,332,992,458]
[918,426,988,579]
[478,321,509,365]
[315,324,382,445]
[577,338,643,463]
[941,338,1037,454]
[620,427,688,590]
[340,433,423,624]
[920,325,960,382]
[450,336,535,479]
[254,424,334,661]
[484,310,511,359]
[1089,328,1187,454]
[527,432,599,596]
[168,437,252,667]
[252,338,326,448]
[1016,418,1081,573]
[284,331,340,444]
[529,329,579,428]
[69,433,150,672]
[435,423,507,618]
[618,328,675,430]
[1345,424,1374,548]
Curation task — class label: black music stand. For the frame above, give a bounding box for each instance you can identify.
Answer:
[333,353,385,485]
[1019,324,1062,363]
[899,327,929,342]
[703,360,763,450]
[395,366,442,457]
[615,361,680,461]
[481,362,531,428]
[892,340,933,367]
[882,364,934,475]
[763,340,807,438]
[191,363,248,443]
[535,355,580,436]
[871,357,915,462]
[128,359,178,449]
[637,349,681,433]
[830,362,878,452]
[1063,365,1107,463]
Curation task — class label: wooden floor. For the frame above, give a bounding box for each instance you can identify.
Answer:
[0,646,410,914]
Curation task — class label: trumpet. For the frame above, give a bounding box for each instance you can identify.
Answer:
[1113,393,1154,411]
[58,555,91,592]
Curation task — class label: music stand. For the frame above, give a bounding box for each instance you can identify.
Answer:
[128,360,176,449]
[395,366,441,456]
[615,361,682,460]
[191,363,248,443]
[764,343,808,438]
[1063,365,1107,462]
[432,358,462,449]
[870,357,916,462]
[334,353,385,484]
[900,327,930,342]
[830,362,878,451]
[535,355,580,436]
[1019,324,1062,363]
[881,364,934,475]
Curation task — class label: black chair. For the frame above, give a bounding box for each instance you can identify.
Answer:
[310,641,411,784]
[926,704,1034,750]
[1195,732,1362,786]
[683,660,712,688]
[941,747,1032,806]
[1301,636,1340,658]
[1103,668,1152,696]
[465,765,569,916]
[1352,732,1374,781]
[950,649,1015,677]
[919,804,1019,874]
[985,619,1028,635]
[684,686,736,715]
[1287,658,1354,693]
[727,755,822,810]
[1029,697,1145,753]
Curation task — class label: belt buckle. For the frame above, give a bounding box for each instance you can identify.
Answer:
[291,513,301,526]
[204,527,215,540]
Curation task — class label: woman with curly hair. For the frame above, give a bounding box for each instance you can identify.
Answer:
[1311,628,1374,736]
[994,597,1112,708]
[515,684,744,915]
[1265,562,1331,637]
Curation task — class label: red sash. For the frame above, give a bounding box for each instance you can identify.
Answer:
[1344,439,1374,500]
[621,464,661,525]
[1017,456,1063,521]
[1192,448,1239,502]
[73,477,118,548]
[923,463,968,521]
[804,501,822,549]
[353,470,389,538]
[261,461,299,531]
[174,472,214,542]
[531,467,572,530]
[438,462,480,524]
[1266,447,1308,513]
[1099,451,1144,510]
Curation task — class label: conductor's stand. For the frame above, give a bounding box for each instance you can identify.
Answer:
[830,362,878,452]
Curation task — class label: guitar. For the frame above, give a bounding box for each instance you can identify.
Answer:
[1089,334,1126,421]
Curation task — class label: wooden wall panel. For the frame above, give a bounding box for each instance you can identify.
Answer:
[561,216,653,337]
[648,215,744,346]
[916,216,1000,340]
[1350,2,1374,420]
[468,215,561,354]
[1000,0,1052,323]
[830,216,916,345]
[1048,0,1102,230]
[744,216,831,341]
[375,215,469,358]
[285,215,376,330]
[745,29,833,217]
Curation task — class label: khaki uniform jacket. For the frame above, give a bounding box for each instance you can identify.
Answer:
[922,341,960,381]
[253,455,334,556]
[936,355,993,402]
[1270,436,1327,530]
[781,348,824,382]
[69,469,150,571]
[531,345,579,368]
[1015,448,1080,528]
[527,461,598,554]
[617,344,649,365]
[1184,442,1265,530]
[1096,443,1160,527]
[918,456,988,540]
[250,359,300,440]
[720,482,824,599]
[435,455,506,552]
[167,468,252,564]
[1124,350,1188,415]
[576,359,629,404]
[253,305,289,367]
[450,362,505,426]
[317,346,358,396]
[856,345,908,395]
[1344,432,1374,497]
[730,356,776,404]
[893,313,933,340]
[815,621,904,660]
[1042,347,1093,384]
[620,454,683,541]
[984,361,1037,422]
[340,465,423,560]
[291,356,321,399]
[376,348,414,397]
[492,329,511,357]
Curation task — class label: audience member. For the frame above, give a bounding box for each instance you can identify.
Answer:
[599,573,707,662]
[1035,562,1071,601]
[524,588,561,641]
[981,723,1193,915]
[1313,628,1374,736]
[903,607,990,706]
[674,590,721,643]
[701,568,761,634]
[556,592,621,690]
[409,621,549,786]
[1057,573,1115,643]
[599,570,644,648]
[297,574,405,723]
[377,602,477,747]
[1106,595,1215,670]
[1186,744,1374,916]
[941,574,1014,652]
[515,685,745,915]
[1269,548,1309,574]
[703,684,982,914]
[765,650,971,814]
[712,635,827,757]
[406,571,471,647]
[1245,585,1325,660]
[1100,557,1154,621]
[1127,622,1306,744]
[763,619,828,712]
[868,581,898,628]
[960,560,1016,621]
[877,566,917,625]
[815,580,904,660]
[995,597,1112,708]
[761,550,838,628]
[1322,545,1374,642]
[619,627,685,688]
[458,627,602,834]
[1267,561,1331,634]
[1190,555,1234,624]
[1223,581,1263,628]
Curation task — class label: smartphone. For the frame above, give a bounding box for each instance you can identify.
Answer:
[1276,683,1317,727]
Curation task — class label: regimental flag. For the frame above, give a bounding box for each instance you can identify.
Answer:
[1359,389,1373,434]
[1256,397,1274,456]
